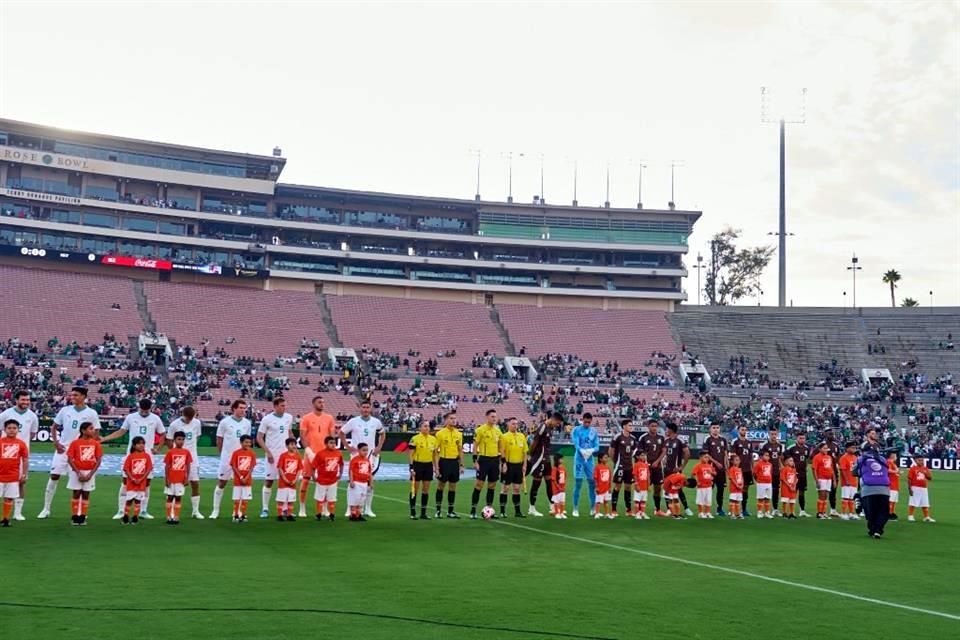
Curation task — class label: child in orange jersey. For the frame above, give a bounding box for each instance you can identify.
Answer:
[276,438,302,521]
[550,453,567,519]
[752,450,774,518]
[691,451,716,519]
[886,451,900,520]
[314,436,344,521]
[811,442,834,519]
[907,457,934,523]
[122,436,154,525]
[230,435,257,523]
[164,431,193,525]
[348,442,373,521]
[779,457,799,519]
[632,451,651,520]
[727,454,744,519]
[838,442,859,520]
[66,422,102,526]
[0,419,29,527]
[593,453,613,519]
[663,468,686,519]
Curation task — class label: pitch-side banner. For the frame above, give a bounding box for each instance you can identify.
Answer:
[897,456,960,471]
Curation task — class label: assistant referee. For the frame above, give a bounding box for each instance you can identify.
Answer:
[434,411,463,518]
[408,421,438,520]
[471,409,503,519]
[499,417,528,518]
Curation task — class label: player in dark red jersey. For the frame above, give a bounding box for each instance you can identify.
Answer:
[526,412,562,517]
[608,419,638,516]
[759,427,785,516]
[637,419,667,516]
[702,421,730,516]
[730,424,754,517]
[663,423,691,517]
[784,432,812,517]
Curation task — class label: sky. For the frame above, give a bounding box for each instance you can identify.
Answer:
[1,0,958,307]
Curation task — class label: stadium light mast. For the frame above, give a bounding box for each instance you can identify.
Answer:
[472,149,482,201]
[604,162,611,208]
[847,253,862,308]
[572,160,578,207]
[692,252,705,305]
[637,162,647,209]
[761,87,807,307]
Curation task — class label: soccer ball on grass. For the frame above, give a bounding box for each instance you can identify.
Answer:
[481,506,496,520]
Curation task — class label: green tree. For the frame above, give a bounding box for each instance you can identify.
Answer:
[704,228,775,306]
[901,297,919,307]
[882,270,901,308]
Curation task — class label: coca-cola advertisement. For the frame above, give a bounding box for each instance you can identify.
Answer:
[100,255,173,271]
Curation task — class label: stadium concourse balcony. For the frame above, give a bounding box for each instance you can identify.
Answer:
[495,304,679,370]
[325,295,504,373]
[0,265,142,346]
[143,282,329,361]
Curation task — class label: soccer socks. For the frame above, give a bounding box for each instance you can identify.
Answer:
[678,490,689,509]
[798,491,806,511]
[71,498,81,517]
[43,479,58,513]
[117,486,127,513]
[212,486,225,514]
[420,492,428,515]
[435,488,443,511]
[446,490,456,513]
[716,484,725,509]
[191,495,201,515]
[141,493,150,515]
[611,489,620,512]
[623,490,632,513]
[530,478,541,505]
[299,479,310,507]
[167,499,176,520]
[654,493,662,513]
[409,493,417,514]
[13,498,23,519]
[2,499,11,521]
[922,507,930,518]
[499,492,508,514]
[512,493,521,514]
[587,479,596,511]
[485,487,494,507]
[262,487,272,512]
[889,501,896,514]
[471,487,481,510]
[364,488,375,513]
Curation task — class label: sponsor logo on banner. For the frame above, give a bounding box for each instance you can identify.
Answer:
[0,186,82,206]
[172,263,222,275]
[101,255,173,271]
[898,456,960,471]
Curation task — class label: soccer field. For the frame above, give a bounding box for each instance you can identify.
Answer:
[4,473,959,640]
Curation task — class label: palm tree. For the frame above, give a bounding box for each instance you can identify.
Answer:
[901,297,918,307]
[882,270,901,308]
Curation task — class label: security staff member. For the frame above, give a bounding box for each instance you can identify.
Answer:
[470,409,503,519]
[499,418,528,518]
[408,421,438,520]
[434,411,463,518]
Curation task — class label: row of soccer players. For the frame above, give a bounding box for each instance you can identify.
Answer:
[0,388,384,523]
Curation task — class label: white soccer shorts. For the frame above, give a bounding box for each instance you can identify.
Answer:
[314,483,338,503]
[165,483,185,497]
[67,470,96,491]
[780,496,796,504]
[50,452,70,476]
[889,490,899,504]
[841,486,856,500]
[664,492,679,501]
[633,489,648,503]
[263,452,285,481]
[595,491,611,504]
[728,492,743,503]
[188,460,200,483]
[232,485,253,501]
[124,490,146,502]
[755,483,772,500]
[696,488,712,506]
[816,479,833,492]
[348,482,368,506]
[0,482,19,499]
[551,492,565,505]
[218,459,233,481]
[908,487,929,508]
[276,487,297,503]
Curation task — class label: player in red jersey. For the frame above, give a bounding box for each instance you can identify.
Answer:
[121,436,154,525]
[838,442,860,520]
[66,422,102,526]
[811,443,834,519]
[549,454,567,518]
[276,438,303,521]
[230,435,257,523]
[907,458,934,522]
[632,451,651,520]
[164,431,193,525]
[0,419,29,527]
[886,451,900,520]
[663,468,687,519]
[313,436,344,521]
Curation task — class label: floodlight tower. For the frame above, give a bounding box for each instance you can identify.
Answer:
[761,87,806,307]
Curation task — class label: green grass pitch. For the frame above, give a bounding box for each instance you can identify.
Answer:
[3,461,958,640]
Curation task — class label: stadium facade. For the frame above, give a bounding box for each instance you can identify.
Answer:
[0,118,700,310]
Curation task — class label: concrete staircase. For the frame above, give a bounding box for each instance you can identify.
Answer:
[489,305,516,356]
[316,291,343,348]
[131,280,156,333]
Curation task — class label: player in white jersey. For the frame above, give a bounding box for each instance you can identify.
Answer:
[166,406,204,518]
[101,398,166,520]
[38,387,101,519]
[255,397,294,518]
[339,401,386,517]
[0,390,39,520]
[210,399,252,519]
